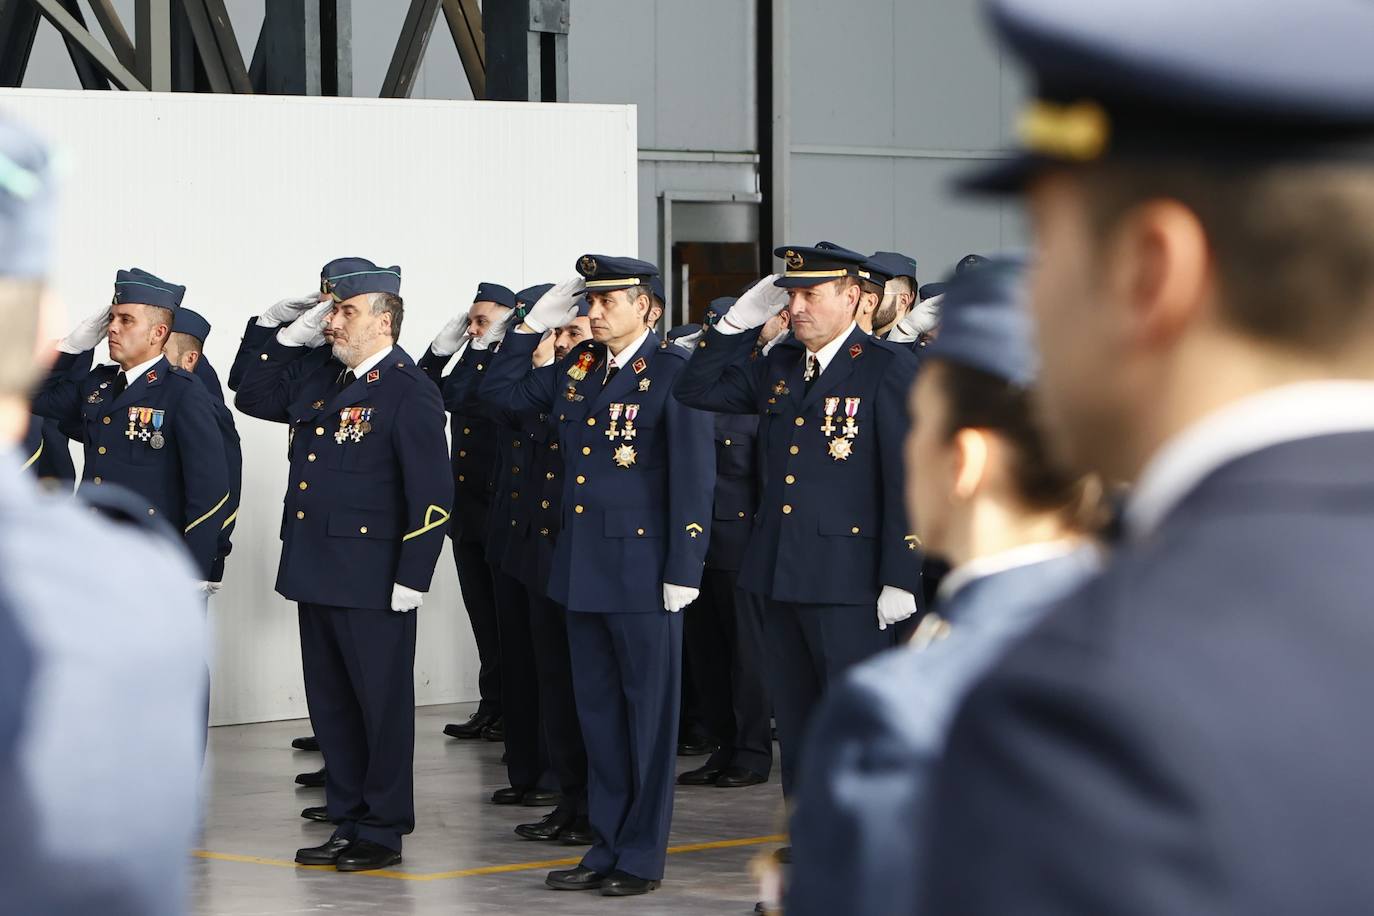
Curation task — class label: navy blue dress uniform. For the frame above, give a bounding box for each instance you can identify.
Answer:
[482,255,715,886]
[234,260,452,859]
[674,244,922,798]
[416,282,515,734]
[679,297,773,786]
[21,350,88,483]
[917,3,1374,914]
[174,307,242,584]
[787,260,1101,916]
[31,270,232,579]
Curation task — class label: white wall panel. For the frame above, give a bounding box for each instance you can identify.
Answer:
[0,88,637,725]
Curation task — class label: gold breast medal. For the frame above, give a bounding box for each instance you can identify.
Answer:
[565,350,595,401]
[826,396,861,461]
[612,403,640,468]
[335,407,374,444]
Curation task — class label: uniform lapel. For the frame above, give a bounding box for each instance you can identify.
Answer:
[325,349,395,414]
[590,332,660,412]
[799,326,867,411]
[108,356,169,416]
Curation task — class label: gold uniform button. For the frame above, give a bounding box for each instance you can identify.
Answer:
[782,504,793,514]
[511,491,519,499]
[458,450,467,458]
[575,505,585,514]
[785,474,796,484]
[511,520,517,527]
[789,445,799,455]
[512,466,520,474]
[93,476,102,484]
[102,417,111,425]
[259,352,268,361]
[458,474,466,482]
[308,453,317,462]
[298,481,308,490]
[851,526,861,534]
[541,500,550,509]
[581,446,591,456]
[97,446,106,455]
[576,475,586,484]
[738,511,746,518]
[546,472,555,480]
[359,526,368,534]
[586,418,596,426]
[794,417,804,427]
[296,510,305,520]
[463,427,471,435]
[724,438,732,446]
[315,426,324,436]
[636,528,645,536]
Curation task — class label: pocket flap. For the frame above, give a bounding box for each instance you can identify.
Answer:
[603,510,661,538]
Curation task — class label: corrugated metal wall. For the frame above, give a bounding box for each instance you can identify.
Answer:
[0,88,637,724]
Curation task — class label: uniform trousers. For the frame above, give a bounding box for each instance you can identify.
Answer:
[451,536,501,716]
[492,567,542,789]
[761,600,893,797]
[528,593,589,814]
[568,610,682,881]
[683,567,773,775]
[298,602,416,852]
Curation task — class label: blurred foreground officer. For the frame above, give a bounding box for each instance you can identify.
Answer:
[31,269,231,584]
[674,245,922,800]
[419,282,515,740]
[235,259,452,871]
[165,307,242,588]
[677,297,773,788]
[787,261,1102,916]
[0,110,206,916]
[483,258,714,896]
[920,3,1374,913]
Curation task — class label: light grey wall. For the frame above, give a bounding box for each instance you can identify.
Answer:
[16,0,1025,281]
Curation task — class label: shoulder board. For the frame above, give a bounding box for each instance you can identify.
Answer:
[168,366,197,381]
[655,343,688,361]
[865,336,919,361]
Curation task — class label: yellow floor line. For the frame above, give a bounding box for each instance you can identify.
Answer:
[193,833,787,883]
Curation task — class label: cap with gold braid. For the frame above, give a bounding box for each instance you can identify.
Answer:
[960,0,1374,194]
[772,242,873,289]
[575,254,660,294]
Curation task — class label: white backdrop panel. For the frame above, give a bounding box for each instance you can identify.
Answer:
[0,88,638,726]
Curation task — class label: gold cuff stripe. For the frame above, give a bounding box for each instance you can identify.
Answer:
[186,491,231,533]
[21,440,43,472]
[403,504,451,542]
[221,509,239,531]
[583,277,643,289]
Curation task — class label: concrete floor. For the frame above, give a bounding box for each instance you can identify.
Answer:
[193,703,785,914]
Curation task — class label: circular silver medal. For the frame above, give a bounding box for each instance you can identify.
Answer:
[150,431,165,450]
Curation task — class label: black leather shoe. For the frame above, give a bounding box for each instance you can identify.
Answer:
[300,806,331,822]
[601,870,660,896]
[336,839,401,872]
[522,788,561,807]
[677,763,725,786]
[291,735,320,752]
[481,718,505,741]
[443,711,496,739]
[491,785,528,805]
[545,865,605,890]
[716,766,768,788]
[294,836,351,865]
[676,737,716,757]
[558,817,595,846]
[515,808,572,841]
[295,767,327,788]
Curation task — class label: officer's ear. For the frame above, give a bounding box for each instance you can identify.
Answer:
[952,427,991,501]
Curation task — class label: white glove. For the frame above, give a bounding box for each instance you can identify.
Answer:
[876,585,917,630]
[58,306,112,354]
[391,583,424,613]
[761,328,790,356]
[522,277,585,334]
[430,312,468,357]
[472,310,514,351]
[276,301,332,348]
[889,294,942,344]
[199,581,222,596]
[663,583,700,613]
[258,292,324,328]
[672,327,705,352]
[719,274,789,334]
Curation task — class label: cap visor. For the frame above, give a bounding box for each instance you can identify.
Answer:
[955,153,1045,195]
[774,276,833,289]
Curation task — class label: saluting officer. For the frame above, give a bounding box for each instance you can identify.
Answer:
[673,243,922,803]
[482,257,715,897]
[676,297,773,789]
[165,307,242,590]
[418,282,516,742]
[235,258,452,872]
[31,269,231,584]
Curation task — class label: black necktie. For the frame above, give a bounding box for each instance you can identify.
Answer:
[803,355,819,394]
[336,369,356,392]
[604,364,620,387]
[109,373,127,398]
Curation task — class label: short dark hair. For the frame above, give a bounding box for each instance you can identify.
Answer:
[368,292,404,343]
[167,331,203,354]
[1081,161,1374,354]
[623,285,656,325]
[858,277,885,298]
[938,361,1105,533]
